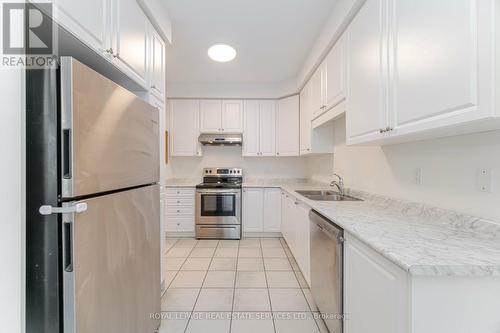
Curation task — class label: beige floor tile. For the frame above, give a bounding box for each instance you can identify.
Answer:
[189,247,216,258]
[164,270,178,288]
[165,257,186,271]
[194,289,234,311]
[238,247,262,258]
[214,247,238,258]
[161,288,200,311]
[264,258,292,271]
[266,271,300,288]
[233,289,271,311]
[166,247,192,258]
[302,289,318,311]
[185,313,231,333]
[181,258,211,271]
[209,258,237,270]
[158,312,190,333]
[269,289,310,311]
[230,312,274,333]
[239,238,261,248]
[174,239,197,248]
[262,247,286,258]
[260,238,283,248]
[273,312,319,333]
[195,240,219,248]
[170,271,206,288]
[217,240,239,248]
[203,271,236,288]
[237,258,264,271]
[235,271,267,288]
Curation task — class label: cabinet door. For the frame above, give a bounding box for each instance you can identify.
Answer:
[295,202,310,285]
[54,0,111,54]
[200,100,222,133]
[276,95,300,156]
[310,66,324,117]
[243,101,260,156]
[325,36,345,110]
[242,188,264,232]
[150,27,166,101]
[263,188,282,232]
[285,195,298,255]
[259,101,276,156]
[300,81,312,154]
[346,0,388,144]
[222,100,243,133]
[170,100,201,156]
[113,0,149,87]
[390,0,493,136]
[344,233,408,333]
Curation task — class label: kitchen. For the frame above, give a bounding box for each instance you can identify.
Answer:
[3,0,500,333]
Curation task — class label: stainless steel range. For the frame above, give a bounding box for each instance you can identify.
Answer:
[195,168,243,239]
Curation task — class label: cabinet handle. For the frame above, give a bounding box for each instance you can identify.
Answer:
[276,152,280,155]
[177,200,180,203]
[177,210,180,213]
[386,127,393,132]
[221,128,225,131]
[379,129,385,133]
[151,84,156,89]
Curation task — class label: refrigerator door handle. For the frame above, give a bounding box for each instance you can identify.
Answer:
[39,202,88,215]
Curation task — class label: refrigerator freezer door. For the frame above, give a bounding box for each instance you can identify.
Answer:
[60,57,159,198]
[63,185,160,333]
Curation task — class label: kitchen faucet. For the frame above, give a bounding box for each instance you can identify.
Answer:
[330,174,344,195]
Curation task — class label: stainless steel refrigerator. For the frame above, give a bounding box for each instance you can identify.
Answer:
[26,57,160,333]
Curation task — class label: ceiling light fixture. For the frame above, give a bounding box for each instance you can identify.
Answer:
[208,44,237,62]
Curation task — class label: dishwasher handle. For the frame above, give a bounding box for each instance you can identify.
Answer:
[309,210,344,244]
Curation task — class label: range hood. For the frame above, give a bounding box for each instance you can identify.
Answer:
[198,133,243,146]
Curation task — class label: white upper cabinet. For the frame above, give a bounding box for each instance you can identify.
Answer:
[54,0,112,54]
[389,0,495,137]
[169,100,201,157]
[200,100,223,133]
[276,95,300,156]
[345,0,498,145]
[222,100,244,133]
[149,26,166,101]
[300,81,312,154]
[310,66,324,118]
[259,100,276,156]
[200,100,243,133]
[243,100,276,157]
[324,36,346,111]
[243,101,260,156]
[112,0,149,88]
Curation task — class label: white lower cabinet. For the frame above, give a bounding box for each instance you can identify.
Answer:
[242,187,282,233]
[164,188,195,233]
[281,191,311,285]
[344,232,408,333]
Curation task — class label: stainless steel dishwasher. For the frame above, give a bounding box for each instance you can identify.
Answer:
[309,210,344,333]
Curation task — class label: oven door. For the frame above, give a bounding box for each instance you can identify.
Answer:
[196,189,241,225]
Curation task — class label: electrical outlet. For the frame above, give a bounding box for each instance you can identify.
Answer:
[477,168,492,193]
[414,167,423,185]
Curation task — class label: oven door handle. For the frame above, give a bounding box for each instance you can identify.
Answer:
[197,189,241,194]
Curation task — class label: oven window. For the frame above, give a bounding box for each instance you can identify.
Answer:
[201,194,236,216]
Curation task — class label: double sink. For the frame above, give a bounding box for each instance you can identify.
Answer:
[295,190,362,202]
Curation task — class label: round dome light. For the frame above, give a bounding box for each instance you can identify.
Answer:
[208,44,237,62]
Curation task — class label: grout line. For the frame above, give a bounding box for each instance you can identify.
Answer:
[229,239,241,332]
[261,238,278,333]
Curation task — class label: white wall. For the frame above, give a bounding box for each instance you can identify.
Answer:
[328,116,500,222]
[306,154,335,184]
[0,68,24,332]
[166,146,308,181]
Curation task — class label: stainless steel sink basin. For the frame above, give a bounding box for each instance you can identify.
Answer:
[295,190,363,202]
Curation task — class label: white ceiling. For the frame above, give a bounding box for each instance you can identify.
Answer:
[162,0,337,85]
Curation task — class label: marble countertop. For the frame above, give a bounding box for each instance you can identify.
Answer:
[163,178,500,276]
[278,183,500,277]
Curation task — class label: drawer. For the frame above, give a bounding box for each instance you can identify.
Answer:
[166,197,195,206]
[166,217,195,232]
[165,188,195,197]
[166,206,195,216]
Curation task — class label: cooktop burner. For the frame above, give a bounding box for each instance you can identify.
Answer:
[196,167,243,189]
